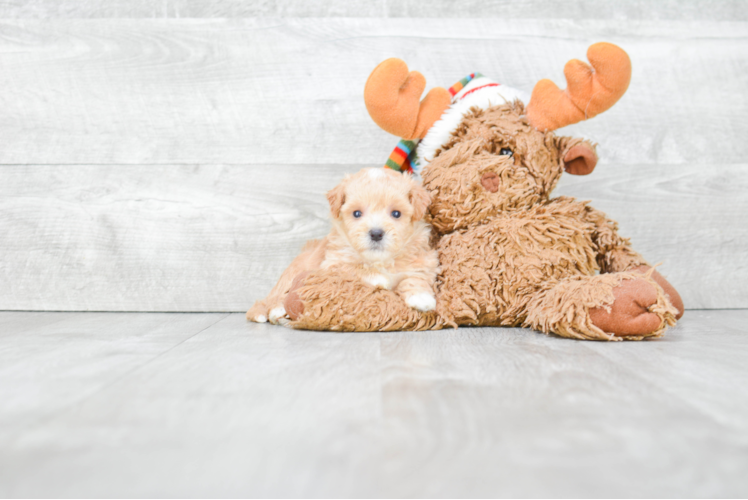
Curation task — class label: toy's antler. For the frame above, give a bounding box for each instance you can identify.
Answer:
[526,42,632,131]
[364,58,452,140]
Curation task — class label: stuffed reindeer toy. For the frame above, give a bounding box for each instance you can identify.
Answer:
[279,42,684,340]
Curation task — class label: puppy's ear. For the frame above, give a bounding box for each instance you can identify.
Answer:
[408,180,431,222]
[326,182,346,218]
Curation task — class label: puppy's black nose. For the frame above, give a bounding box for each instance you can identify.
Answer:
[369,228,384,242]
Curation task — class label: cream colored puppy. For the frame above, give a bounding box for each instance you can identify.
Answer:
[247,168,439,325]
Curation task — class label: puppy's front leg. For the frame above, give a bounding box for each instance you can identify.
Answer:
[397,276,437,312]
[363,272,392,290]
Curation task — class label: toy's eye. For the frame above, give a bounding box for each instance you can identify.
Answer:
[391,210,401,219]
[353,210,362,218]
[500,148,513,157]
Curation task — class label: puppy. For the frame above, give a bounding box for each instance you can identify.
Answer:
[247,168,439,325]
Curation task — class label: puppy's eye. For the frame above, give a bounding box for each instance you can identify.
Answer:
[500,148,513,157]
[391,210,401,219]
[353,210,362,218]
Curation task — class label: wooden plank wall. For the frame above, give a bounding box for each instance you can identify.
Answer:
[0,3,746,311]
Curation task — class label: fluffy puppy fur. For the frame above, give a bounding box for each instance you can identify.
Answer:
[247,168,438,325]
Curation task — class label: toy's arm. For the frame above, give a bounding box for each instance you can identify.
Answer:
[284,266,443,332]
[583,205,684,318]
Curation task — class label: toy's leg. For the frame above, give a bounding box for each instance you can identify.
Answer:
[525,270,678,341]
[246,239,327,325]
[284,266,443,332]
[584,206,684,319]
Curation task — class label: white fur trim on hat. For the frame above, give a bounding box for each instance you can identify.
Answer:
[417,78,530,168]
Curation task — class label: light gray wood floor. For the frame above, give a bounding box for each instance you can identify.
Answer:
[1,310,746,497]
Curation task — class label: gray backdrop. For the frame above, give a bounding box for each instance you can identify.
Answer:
[1,1,746,311]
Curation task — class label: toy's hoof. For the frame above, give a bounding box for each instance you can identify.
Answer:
[589,278,662,337]
[285,271,311,321]
[632,265,684,319]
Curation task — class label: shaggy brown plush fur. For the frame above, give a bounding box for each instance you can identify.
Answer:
[287,102,682,340]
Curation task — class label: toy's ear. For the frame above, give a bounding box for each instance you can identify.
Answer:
[558,139,598,176]
[326,182,346,218]
[408,179,431,222]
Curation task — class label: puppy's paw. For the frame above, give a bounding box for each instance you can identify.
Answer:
[405,292,436,312]
[269,305,290,326]
[247,302,269,323]
[365,273,391,290]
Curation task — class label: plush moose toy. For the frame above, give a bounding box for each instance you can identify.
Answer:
[281,42,684,340]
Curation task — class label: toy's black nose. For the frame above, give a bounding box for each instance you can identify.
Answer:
[369,229,384,242]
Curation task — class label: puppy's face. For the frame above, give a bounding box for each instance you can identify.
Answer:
[327,168,430,261]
